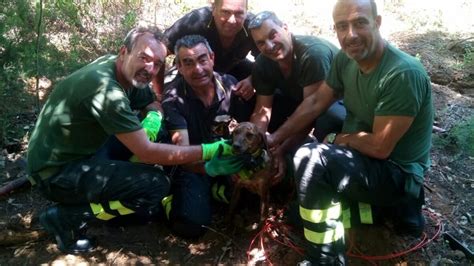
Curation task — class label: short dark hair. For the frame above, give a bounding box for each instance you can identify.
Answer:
[248,11,283,30]
[369,0,378,18]
[174,35,213,61]
[213,0,248,9]
[123,26,168,52]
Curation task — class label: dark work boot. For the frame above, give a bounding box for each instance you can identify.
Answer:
[39,205,97,253]
[393,188,426,238]
[305,238,346,265]
[394,203,425,237]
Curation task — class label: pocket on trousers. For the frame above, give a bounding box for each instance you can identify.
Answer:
[387,162,405,195]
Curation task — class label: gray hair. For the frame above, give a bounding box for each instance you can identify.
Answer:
[174,35,213,61]
[123,26,168,52]
[248,11,283,29]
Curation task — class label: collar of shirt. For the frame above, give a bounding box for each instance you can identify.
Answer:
[183,72,228,107]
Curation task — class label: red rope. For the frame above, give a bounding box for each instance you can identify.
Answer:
[247,208,443,265]
[346,209,443,263]
[246,212,305,265]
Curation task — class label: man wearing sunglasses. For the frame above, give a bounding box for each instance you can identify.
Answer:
[248,11,344,183]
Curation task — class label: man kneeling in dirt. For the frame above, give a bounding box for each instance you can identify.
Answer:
[269,0,433,264]
[27,26,245,254]
[161,35,249,238]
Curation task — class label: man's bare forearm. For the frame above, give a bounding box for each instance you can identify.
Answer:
[272,94,335,146]
[335,132,389,159]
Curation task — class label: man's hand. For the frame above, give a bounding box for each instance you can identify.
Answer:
[270,147,286,185]
[232,76,255,101]
[205,146,245,177]
[266,133,278,149]
[201,139,233,161]
[142,111,163,142]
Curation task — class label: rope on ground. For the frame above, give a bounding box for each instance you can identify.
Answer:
[347,208,443,264]
[246,209,304,265]
[247,208,443,265]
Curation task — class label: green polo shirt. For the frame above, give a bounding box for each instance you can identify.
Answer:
[27,55,154,174]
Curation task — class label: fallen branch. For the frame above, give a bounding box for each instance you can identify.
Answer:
[448,37,474,51]
[0,176,30,197]
[0,230,46,246]
[432,125,447,133]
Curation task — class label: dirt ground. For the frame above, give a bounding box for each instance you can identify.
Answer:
[1,32,473,265]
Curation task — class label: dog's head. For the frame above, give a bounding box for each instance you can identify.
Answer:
[231,122,266,156]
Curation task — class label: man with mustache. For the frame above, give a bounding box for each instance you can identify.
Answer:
[27,27,243,254]
[282,0,433,264]
[161,35,244,238]
[248,11,344,182]
[160,0,258,120]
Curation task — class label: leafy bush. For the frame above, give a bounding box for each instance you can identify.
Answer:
[462,43,473,67]
[433,115,474,157]
[450,116,474,156]
[0,0,141,146]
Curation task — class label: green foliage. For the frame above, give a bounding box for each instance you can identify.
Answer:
[123,10,138,29]
[452,42,474,71]
[433,115,474,157]
[0,0,37,146]
[461,43,473,67]
[0,0,139,146]
[450,116,474,156]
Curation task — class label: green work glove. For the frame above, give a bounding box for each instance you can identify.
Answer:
[204,145,245,177]
[142,111,163,142]
[201,139,233,161]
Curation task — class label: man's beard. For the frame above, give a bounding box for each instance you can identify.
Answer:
[132,70,152,89]
[132,79,150,89]
[346,48,369,61]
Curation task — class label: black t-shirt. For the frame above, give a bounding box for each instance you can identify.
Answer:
[165,7,259,74]
[162,72,240,144]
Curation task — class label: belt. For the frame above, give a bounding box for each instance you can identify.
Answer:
[28,166,62,186]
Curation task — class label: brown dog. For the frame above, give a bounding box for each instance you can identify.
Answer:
[227,122,274,224]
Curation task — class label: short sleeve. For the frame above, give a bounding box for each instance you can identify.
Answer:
[88,86,142,134]
[162,84,188,131]
[252,55,278,96]
[300,45,334,87]
[375,69,428,117]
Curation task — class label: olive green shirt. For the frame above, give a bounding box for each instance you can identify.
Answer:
[252,35,339,102]
[326,43,434,197]
[27,55,154,174]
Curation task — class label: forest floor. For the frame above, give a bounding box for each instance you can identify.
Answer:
[0,30,473,265]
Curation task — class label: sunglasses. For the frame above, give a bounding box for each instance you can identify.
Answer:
[248,11,277,29]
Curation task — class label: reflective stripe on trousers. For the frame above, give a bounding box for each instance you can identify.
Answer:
[90,201,135,221]
[161,195,173,220]
[342,202,374,229]
[212,183,230,204]
[300,202,344,245]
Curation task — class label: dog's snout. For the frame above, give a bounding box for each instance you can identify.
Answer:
[232,142,244,154]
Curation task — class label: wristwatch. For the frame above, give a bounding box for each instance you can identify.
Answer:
[327,133,337,144]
